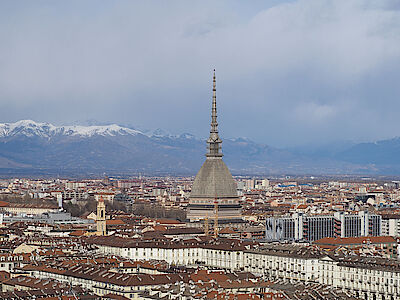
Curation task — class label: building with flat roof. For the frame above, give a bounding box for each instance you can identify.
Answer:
[266,211,381,242]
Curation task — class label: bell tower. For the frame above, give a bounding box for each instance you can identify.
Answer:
[96,196,107,236]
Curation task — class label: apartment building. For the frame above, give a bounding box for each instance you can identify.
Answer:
[314,236,398,258]
[381,214,400,236]
[23,263,189,299]
[266,211,381,242]
[88,236,400,300]
[0,202,58,215]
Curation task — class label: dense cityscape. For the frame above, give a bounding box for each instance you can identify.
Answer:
[2,1,400,299]
[1,174,400,299]
[0,73,400,299]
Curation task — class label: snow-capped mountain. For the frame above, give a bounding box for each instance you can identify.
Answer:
[0,119,208,174]
[0,120,142,138]
[62,124,141,137]
[0,119,298,175]
[147,128,172,138]
[143,128,196,140]
[1,120,400,175]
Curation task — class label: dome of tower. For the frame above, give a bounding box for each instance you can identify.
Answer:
[190,159,238,199]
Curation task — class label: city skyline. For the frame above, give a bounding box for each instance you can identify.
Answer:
[2,2,400,298]
[1,1,400,147]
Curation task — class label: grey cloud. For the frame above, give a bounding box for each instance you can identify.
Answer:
[0,0,399,147]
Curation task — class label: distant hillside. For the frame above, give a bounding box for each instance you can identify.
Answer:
[337,138,400,165]
[0,120,400,175]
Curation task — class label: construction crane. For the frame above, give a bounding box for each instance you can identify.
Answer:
[214,197,219,238]
[204,215,209,236]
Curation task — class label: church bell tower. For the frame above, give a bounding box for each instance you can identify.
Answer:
[96,196,107,236]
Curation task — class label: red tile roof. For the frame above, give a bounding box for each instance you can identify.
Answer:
[314,236,397,246]
[0,200,9,207]
[106,219,125,226]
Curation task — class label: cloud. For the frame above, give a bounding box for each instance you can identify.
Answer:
[0,0,399,146]
[294,102,337,123]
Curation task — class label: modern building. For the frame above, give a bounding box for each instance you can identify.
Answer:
[266,211,381,242]
[335,211,381,238]
[1,211,93,225]
[187,71,242,224]
[380,214,400,236]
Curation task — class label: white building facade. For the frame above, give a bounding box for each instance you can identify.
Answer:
[89,238,400,300]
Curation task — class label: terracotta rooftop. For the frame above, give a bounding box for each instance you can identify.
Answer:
[314,236,397,246]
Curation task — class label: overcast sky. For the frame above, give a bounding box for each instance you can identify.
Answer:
[1,0,400,147]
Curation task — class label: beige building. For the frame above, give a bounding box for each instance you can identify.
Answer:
[13,243,39,254]
[0,202,58,215]
[95,192,115,203]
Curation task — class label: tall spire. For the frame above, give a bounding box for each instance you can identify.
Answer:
[206,69,223,158]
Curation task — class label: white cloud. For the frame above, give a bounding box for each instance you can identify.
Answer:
[294,102,337,123]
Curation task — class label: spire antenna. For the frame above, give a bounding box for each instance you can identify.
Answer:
[206,69,223,158]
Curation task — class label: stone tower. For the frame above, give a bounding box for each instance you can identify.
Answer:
[187,70,242,223]
[96,196,107,236]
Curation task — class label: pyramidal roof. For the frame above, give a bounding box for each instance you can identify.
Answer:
[190,70,238,199]
[190,159,238,198]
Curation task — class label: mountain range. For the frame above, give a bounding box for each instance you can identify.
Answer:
[0,120,399,176]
